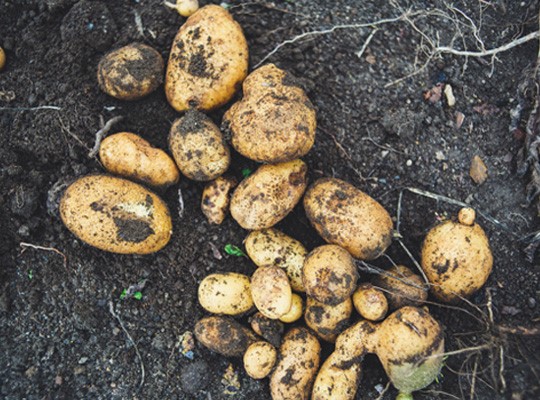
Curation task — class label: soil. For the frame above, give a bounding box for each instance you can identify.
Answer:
[1,1,539,399]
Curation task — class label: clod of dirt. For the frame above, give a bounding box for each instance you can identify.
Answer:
[180,360,212,394]
[470,155,488,184]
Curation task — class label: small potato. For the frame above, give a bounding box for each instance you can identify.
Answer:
[373,265,428,309]
[243,341,277,379]
[0,47,6,71]
[194,316,258,357]
[198,272,253,316]
[169,110,230,181]
[98,43,164,100]
[223,64,316,163]
[352,283,388,322]
[99,132,179,188]
[249,312,284,348]
[201,176,237,224]
[270,327,321,400]
[305,296,352,342]
[303,245,358,305]
[230,159,307,230]
[165,5,248,111]
[304,178,393,260]
[245,228,307,292]
[251,266,292,319]
[60,175,172,254]
[279,293,303,323]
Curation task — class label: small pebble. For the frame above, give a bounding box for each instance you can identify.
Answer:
[406,159,413,167]
[78,357,88,365]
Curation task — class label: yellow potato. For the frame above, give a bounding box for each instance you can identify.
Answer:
[249,312,284,348]
[230,159,308,230]
[223,64,316,163]
[99,132,179,188]
[60,175,172,254]
[198,272,253,316]
[165,5,248,111]
[98,43,164,100]
[279,293,303,323]
[169,110,230,181]
[305,296,352,342]
[194,316,258,357]
[243,341,277,379]
[251,266,292,319]
[352,283,388,321]
[245,228,307,292]
[304,178,393,260]
[201,176,237,224]
[0,47,6,71]
[373,265,428,309]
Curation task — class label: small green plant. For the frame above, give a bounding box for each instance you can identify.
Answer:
[28,270,33,280]
[241,168,252,178]
[224,244,246,257]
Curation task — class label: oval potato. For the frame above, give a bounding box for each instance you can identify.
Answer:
[198,272,253,316]
[352,283,388,322]
[373,265,428,309]
[243,341,277,379]
[194,316,258,357]
[279,293,303,323]
[201,176,237,224]
[305,296,352,342]
[251,266,292,319]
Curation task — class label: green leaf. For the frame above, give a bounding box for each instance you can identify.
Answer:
[224,244,246,257]
[241,168,252,178]
[120,289,127,300]
[28,270,33,280]
[133,292,143,300]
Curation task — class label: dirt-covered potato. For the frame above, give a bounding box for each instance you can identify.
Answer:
[249,312,284,348]
[279,293,303,323]
[352,283,388,321]
[165,5,248,111]
[60,175,172,254]
[198,272,253,316]
[251,266,292,319]
[97,43,163,100]
[245,228,307,292]
[305,296,352,342]
[169,110,230,181]
[230,159,307,230]
[373,265,428,309]
[421,208,493,303]
[304,178,393,260]
[194,316,258,357]
[303,245,358,305]
[99,132,179,188]
[201,176,237,224]
[0,47,5,71]
[270,327,321,400]
[223,63,316,163]
[243,341,277,380]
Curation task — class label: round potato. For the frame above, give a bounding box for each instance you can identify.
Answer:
[373,265,428,309]
[169,110,230,181]
[60,175,172,254]
[251,266,292,319]
[99,132,179,188]
[305,296,352,342]
[243,341,277,379]
[0,47,6,71]
[98,43,164,100]
[303,245,358,305]
[279,293,303,323]
[230,159,308,230]
[198,272,253,316]
[194,316,258,357]
[304,178,393,260]
[165,5,248,111]
[352,283,388,322]
[249,312,284,348]
[223,64,316,163]
[245,228,307,292]
[201,176,237,224]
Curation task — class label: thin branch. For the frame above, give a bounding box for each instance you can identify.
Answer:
[0,105,62,111]
[88,116,123,158]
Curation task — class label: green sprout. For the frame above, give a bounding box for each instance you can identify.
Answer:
[241,168,252,178]
[28,270,33,280]
[133,292,143,300]
[224,244,246,257]
[120,289,128,300]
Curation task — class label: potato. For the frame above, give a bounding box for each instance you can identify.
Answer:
[223,64,316,163]
[169,109,230,181]
[303,245,358,305]
[194,316,258,357]
[60,175,172,254]
[251,266,292,319]
[165,0,199,17]
[352,283,388,321]
[270,327,321,400]
[305,296,352,342]
[243,341,277,379]
[249,312,284,348]
[201,176,237,224]
[0,47,5,71]
[230,159,308,230]
[279,293,303,323]
[99,132,179,188]
[421,208,493,303]
[373,265,428,309]
[97,43,164,100]
[245,228,307,292]
[198,272,253,316]
[165,5,248,111]
[304,178,393,260]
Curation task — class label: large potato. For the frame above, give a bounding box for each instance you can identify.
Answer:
[99,132,179,188]
[223,64,316,163]
[251,266,292,319]
[304,178,393,260]
[245,228,307,292]
[194,316,258,357]
[230,159,307,230]
[305,296,352,342]
[165,5,248,111]
[198,272,253,316]
[201,176,237,224]
[373,265,428,309]
[169,110,230,181]
[243,341,277,380]
[60,175,172,254]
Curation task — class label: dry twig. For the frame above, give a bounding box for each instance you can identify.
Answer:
[88,115,123,158]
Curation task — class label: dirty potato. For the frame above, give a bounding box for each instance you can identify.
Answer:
[194,316,258,357]
[0,47,5,71]
[373,265,428,309]
[198,272,253,316]
[251,266,292,320]
[352,283,388,322]
[249,312,284,348]
[201,175,237,224]
[305,296,353,342]
[223,63,316,163]
[279,293,303,323]
[243,341,277,380]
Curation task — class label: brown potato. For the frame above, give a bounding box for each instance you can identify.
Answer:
[352,283,388,321]
[223,64,316,163]
[60,175,172,254]
[279,293,303,323]
[165,5,248,111]
[305,296,352,342]
[303,245,358,305]
[97,43,163,100]
[0,47,5,71]
[243,341,277,380]
[99,132,179,188]
[249,312,284,348]
[198,272,253,316]
[373,265,428,309]
[194,316,258,357]
[230,159,308,230]
[251,266,292,319]
[201,176,237,224]
[304,178,393,260]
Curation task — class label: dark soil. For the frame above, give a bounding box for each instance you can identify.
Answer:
[1,1,539,399]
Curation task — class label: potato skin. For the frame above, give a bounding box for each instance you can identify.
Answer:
[169,110,230,181]
[251,266,292,319]
[373,265,428,309]
[243,341,277,380]
[279,293,303,323]
[249,312,284,348]
[165,5,248,111]
[0,47,5,71]
[194,316,258,357]
[223,64,316,163]
[305,296,352,342]
[201,176,237,224]
[98,43,163,100]
[304,178,393,260]
[230,159,308,230]
[60,175,172,254]
[198,273,253,316]
[99,132,179,188]
[352,283,388,321]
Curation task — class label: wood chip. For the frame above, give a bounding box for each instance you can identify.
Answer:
[470,155,488,185]
[444,84,456,107]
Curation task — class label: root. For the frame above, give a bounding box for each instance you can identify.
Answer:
[88,115,123,158]
[19,242,67,269]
